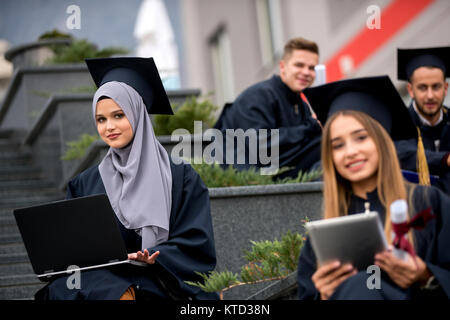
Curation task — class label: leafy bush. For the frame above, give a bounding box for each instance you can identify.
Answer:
[153,96,218,136]
[37,29,74,58]
[186,230,305,299]
[189,162,322,188]
[61,134,100,161]
[38,29,73,41]
[39,29,129,64]
[46,39,129,64]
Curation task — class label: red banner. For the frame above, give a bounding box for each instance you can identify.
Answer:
[325,0,435,82]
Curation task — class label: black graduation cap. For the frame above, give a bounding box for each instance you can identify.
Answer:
[85,57,173,115]
[397,47,450,81]
[303,75,417,141]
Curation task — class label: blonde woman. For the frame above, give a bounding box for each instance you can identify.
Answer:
[298,77,450,300]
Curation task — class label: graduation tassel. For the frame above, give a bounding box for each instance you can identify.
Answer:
[416,127,431,186]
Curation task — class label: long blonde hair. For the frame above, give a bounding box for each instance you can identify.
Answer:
[321,110,414,242]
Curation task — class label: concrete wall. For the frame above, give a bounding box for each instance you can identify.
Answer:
[181,0,269,108]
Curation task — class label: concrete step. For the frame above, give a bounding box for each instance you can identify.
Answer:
[0,261,44,300]
[0,183,59,197]
[0,179,55,190]
[0,242,26,255]
[0,140,21,152]
[0,252,29,265]
[0,261,34,275]
[0,216,19,235]
[0,129,26,140]
[0,152,32,166]
[0,194,65,209]
[0,208,15,218]
[0,130,15,139]
[0,282,45,300]
[0,215,15,225]
[0,132,55,300]
[0,274,40,287]
[0,166,42,181]
[0,234,22,245]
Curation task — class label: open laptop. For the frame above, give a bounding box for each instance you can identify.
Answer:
[13,194,147,281]
[305,211,388,270]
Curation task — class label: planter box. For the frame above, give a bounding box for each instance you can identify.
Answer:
[4,39,72,69]
[246,271,298,300]
[23,94,94,186]
[209,182,323,299]
[0,64,92,131]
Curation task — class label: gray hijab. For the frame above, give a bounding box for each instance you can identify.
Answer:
[93,81,172,250]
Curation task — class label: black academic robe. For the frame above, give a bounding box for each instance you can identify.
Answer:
[214,75,322,178]
[297,185,450,300]
[395,104,450,193]
[35,160,218,300]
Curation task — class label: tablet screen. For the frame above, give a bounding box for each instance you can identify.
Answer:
[305,212,388,270]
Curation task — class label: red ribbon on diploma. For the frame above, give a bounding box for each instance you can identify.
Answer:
[391,207,435,262]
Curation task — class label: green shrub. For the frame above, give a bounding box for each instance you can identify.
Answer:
[61,134,100,161]
[37,29,74,57]
[45,39,129,64]
[189,162,322,188]
[153,96,218,136]
[38,29,72,41]
[186,230,305,299]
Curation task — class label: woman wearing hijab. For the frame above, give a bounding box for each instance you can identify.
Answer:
[35,58,217,300]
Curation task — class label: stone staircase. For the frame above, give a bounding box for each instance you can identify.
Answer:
[0,130,64,299]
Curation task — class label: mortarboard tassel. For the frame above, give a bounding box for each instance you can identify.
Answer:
[416,127,431,186]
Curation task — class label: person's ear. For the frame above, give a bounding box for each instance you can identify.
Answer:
[279,59,285,74]
[279,59,286,79]
[406,82,414,99]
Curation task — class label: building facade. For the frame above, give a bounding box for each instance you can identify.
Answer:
[178,0,450,110]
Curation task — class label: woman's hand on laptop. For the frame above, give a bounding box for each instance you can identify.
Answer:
[128,249,160,264]
[312,260,357,300]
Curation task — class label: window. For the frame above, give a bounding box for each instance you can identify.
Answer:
[209,26,235,105]
[256,0,284,65]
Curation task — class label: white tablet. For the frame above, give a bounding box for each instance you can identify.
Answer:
[305,211,388,270]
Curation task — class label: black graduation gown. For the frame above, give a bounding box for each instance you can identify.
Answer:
[395,104,450,193]
[214,75,322,178]
[297,185,450,300]
[35,160,218,300]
